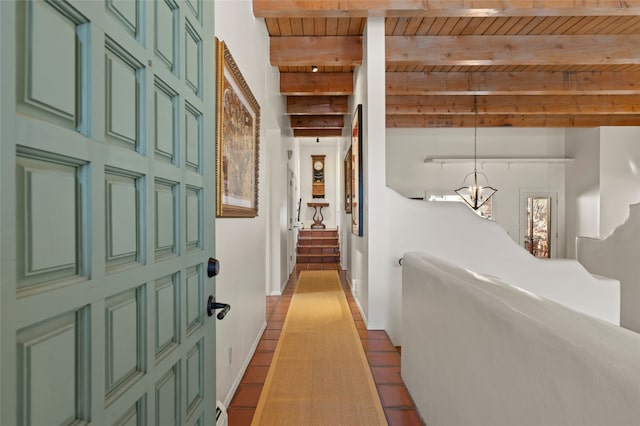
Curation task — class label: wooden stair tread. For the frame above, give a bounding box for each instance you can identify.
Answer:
[297,252,341,256]
[296,228,340,264]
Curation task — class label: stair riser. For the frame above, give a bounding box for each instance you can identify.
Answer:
[299,241,338,247]
[297,228,340,264]
[299,230,338,238]
[297,248,340,255]
[296,255,340,264]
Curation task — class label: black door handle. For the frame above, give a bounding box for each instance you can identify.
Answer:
[207,258,220,278]
[207,295,230,320]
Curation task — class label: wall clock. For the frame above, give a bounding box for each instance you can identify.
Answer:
[311,155,325,198]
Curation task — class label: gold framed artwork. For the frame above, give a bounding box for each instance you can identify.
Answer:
[344,146,352,213]
[351,104,363,236]
[215,38,261,218]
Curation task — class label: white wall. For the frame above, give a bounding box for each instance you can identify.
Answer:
[564,128,600,258]
[386,127,567,257]
[565,127,640,256]
[343,43,367,319]
[363,18,389,330]
[599,127,640,237]
[298,139,340,229]
[214,0,291,407]
[268,125,294,294]
[344,18,387,325]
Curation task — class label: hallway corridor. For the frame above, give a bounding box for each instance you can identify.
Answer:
[227,264,424,425]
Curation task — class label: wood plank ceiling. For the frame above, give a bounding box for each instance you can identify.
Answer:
[253,1,640,135]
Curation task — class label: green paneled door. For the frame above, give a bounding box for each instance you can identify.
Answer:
[0,1,217,424]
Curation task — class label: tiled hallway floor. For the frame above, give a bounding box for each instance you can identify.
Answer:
[227,264,424,426]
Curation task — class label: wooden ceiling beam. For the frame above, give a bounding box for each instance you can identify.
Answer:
[386,35,640,67]
[386,114,640,128]
[290,115,345,129]
[287,96,349,115]
[270,36,362,67]
[386,71,640,95]
[280,72,353,95]
[253,1,640,18]
[294,129,344,137]
[387,95,640,115]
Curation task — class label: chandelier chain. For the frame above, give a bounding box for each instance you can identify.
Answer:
[454,94,497,211]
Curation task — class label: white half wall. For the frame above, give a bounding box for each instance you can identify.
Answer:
[384,189,619,346]
[565,126,640,257]
[386,127,567,257]
[403,253,636,426]
[578,203,640,332]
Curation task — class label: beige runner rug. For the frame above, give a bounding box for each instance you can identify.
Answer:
[251,270,387,426]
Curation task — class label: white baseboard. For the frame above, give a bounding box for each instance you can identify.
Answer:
[346,276,368,326]
[223,320,267,408]
[353,291,368,326]
[271,275,291,296]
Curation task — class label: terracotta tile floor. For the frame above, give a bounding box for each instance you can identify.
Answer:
[227,263,424,426]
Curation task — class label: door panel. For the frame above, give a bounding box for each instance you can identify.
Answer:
[1,1,216,425]
[17,307,91,425]
[105,40,143,151]
[155,1,178,73]
[105,286,145,402]
[105,169,142,271]
[16,153,84,289]
[154,180,178,259]
[185,339,204,416]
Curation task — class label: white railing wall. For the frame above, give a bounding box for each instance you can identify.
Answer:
[403,253,640,426]
[577,203,640,333]
[384,188,619,345]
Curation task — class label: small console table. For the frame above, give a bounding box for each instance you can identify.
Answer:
[307,202,329,229]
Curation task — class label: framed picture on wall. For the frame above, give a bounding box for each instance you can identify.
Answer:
[215,38,261,218]
[344,146,352,213]
[351,104,363,236]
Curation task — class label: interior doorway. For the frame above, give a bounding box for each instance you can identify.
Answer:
[521,192,556,258]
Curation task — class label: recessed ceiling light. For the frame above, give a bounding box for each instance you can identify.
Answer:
[311,65,318,72]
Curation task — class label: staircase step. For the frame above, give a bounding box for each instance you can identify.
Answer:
[299,229,338,238]
[297,247,340,255]
[296,253,341,264]
[298,237,339,246]
[296,228,340,264]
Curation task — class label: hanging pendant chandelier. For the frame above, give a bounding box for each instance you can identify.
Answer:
[454,96,497,210]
